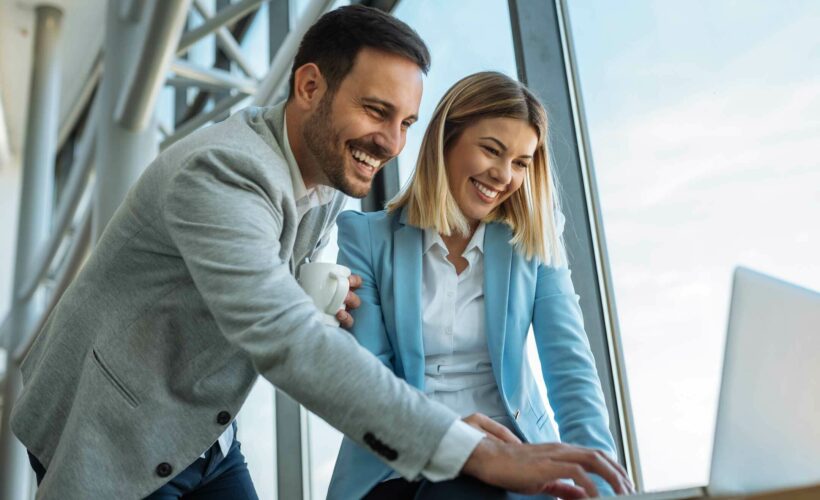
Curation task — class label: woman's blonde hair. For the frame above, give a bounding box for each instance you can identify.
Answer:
[387,71,565,265]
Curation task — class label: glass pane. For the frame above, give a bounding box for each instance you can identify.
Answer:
[237,381,276,499]
[567,0,820,490]
[393,0,518,187]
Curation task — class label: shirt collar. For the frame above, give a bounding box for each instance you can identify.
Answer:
[423,222,486,257]
[282,113,336,207]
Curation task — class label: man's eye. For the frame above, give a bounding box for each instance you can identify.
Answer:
[365,106,385,117]
[401,120,413,130]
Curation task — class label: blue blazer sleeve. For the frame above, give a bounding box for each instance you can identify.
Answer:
[532,264,618,493]
[336,211,396,371]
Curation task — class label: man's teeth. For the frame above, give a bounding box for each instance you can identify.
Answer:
[472,179,499,199]
[351,148,380,169]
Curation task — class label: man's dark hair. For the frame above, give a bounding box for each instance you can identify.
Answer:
[288,5,430,99]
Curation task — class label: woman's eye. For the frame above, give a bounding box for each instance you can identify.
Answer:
[482,145,499,156]
[515,161,529,168]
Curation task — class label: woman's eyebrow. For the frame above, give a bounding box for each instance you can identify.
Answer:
[480,136,533,158]
[480,136,507,150]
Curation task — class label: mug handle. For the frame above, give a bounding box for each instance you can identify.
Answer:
[327,271,348,314]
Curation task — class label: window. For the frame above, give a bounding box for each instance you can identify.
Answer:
[567,0,820,490]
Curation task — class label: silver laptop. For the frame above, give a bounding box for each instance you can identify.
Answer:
[626,267,820,498]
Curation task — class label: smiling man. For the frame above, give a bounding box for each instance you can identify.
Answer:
[11,5,625,500]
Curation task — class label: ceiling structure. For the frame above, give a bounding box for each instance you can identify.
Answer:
[0,0,104,168]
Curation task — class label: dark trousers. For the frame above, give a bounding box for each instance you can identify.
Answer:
[365,476,555,500]
[27,433,258,500]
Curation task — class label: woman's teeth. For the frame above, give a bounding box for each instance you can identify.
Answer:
[472,179,499,199]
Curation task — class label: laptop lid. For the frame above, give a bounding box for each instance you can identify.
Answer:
[708,267,820,495]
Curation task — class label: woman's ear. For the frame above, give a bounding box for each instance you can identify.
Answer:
[291,63,327,111]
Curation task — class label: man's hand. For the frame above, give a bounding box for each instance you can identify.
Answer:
[462,413,521,444]
[336,274,362,329]
[461,438,634,499]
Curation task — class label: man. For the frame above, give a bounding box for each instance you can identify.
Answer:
[11,5,630,499]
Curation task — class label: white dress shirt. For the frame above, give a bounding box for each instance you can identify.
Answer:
[421,224,511,428]
[385,223,507,483]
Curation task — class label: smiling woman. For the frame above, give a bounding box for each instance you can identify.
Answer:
[325,71,626,499]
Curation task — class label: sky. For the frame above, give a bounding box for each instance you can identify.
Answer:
[566,0,820,490]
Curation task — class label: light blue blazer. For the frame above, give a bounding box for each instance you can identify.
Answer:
[327,208,617,499]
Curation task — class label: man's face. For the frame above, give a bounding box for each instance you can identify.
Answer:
[303,47,423,198]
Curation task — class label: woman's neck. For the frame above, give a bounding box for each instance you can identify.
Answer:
[439,220,480,275]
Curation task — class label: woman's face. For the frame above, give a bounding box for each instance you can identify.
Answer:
[445,117,538,227]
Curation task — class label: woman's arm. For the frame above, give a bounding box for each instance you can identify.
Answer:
[532,264,619,492]
[336,211,396,371]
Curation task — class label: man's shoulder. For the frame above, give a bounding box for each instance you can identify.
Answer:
[166,106,286,167]
[157,106,294,196]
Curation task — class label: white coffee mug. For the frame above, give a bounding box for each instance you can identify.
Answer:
[297,262,351,326]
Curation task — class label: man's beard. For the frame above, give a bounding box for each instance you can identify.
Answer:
[302,95,371,198]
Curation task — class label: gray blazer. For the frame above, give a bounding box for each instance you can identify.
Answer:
[10,102,458,499]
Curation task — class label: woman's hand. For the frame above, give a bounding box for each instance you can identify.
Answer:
[462,413,522,444]
[336,274,362,329]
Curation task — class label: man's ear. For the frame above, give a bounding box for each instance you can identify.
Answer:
[291,63,327,111]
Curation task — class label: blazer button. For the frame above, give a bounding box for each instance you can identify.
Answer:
[156,462,173,478]
[217,411,231,425]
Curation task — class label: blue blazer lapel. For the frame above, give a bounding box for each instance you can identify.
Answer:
[392,208,425,389]
[484,222,513,391]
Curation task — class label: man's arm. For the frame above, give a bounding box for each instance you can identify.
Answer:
[163,152,458,479]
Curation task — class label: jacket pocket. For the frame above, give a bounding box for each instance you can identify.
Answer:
[92,349,140,408]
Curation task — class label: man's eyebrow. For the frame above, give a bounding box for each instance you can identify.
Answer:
[480,136,533,158]
[362,97,418,122]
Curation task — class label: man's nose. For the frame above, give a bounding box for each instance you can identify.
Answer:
[374,121,404,158]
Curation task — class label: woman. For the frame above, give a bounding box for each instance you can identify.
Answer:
[328,72,621,499]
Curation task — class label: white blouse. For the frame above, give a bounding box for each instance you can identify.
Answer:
[421,223,511,429]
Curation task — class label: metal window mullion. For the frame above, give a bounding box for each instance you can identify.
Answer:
[507,0,639,485]
[554,0,643,487]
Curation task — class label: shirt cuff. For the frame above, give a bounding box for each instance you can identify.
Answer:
[420,420,485,482]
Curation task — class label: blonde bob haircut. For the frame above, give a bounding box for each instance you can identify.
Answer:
[387,71,565,266]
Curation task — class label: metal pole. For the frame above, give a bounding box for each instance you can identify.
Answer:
[94,0,161,239]
[177,0,266,56]
[0,6,63,499]
[115,0,192,131]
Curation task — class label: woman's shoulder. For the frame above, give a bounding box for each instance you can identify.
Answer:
[337,208,397,227]
[336,209,399,242]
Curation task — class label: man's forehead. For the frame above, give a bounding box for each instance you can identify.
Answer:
[341,48,423,114]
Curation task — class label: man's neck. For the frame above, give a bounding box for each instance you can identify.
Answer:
[284,104,320,190]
